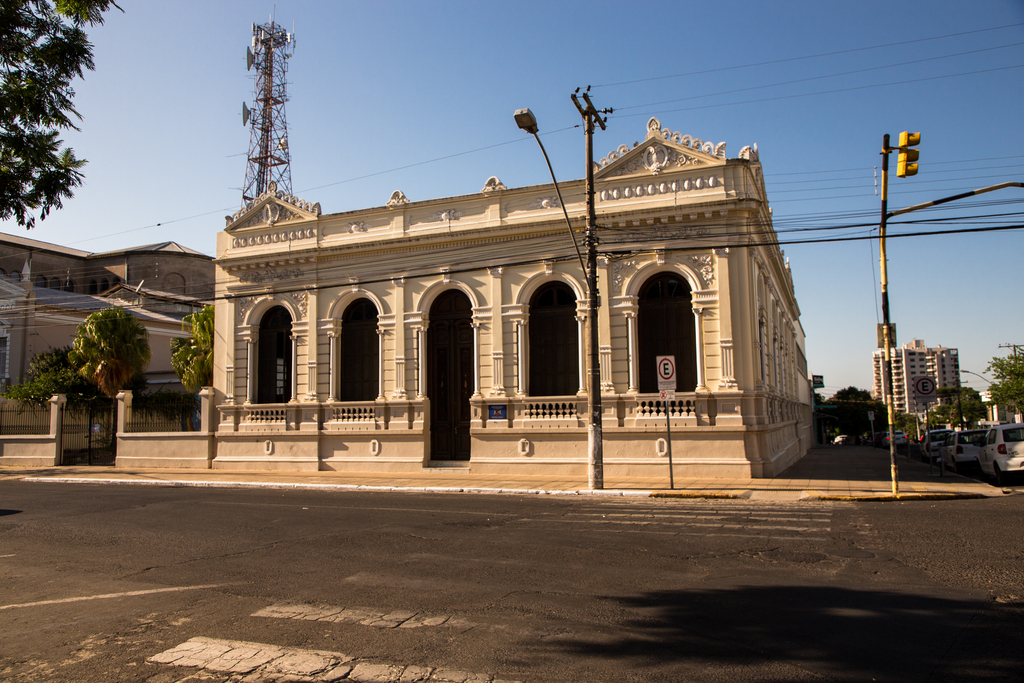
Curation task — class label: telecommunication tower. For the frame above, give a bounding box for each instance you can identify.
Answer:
[241,20,294,204]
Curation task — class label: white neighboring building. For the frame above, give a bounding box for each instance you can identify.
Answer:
[872,339,960,413]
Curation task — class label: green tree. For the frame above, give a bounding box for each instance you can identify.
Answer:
[171,305,213,391]
[932,386,986,428]
[69,307,151,397]
[988,354,1024,415]
[1,0,122,228]
[827,386,887,438]
[4,345,96,404]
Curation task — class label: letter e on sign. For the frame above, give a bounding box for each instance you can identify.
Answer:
[656,355,676,391]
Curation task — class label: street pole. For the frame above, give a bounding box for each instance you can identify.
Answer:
[879,134,899,495]
[572,89,611,491]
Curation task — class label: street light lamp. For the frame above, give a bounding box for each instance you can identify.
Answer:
[515,105,605,490]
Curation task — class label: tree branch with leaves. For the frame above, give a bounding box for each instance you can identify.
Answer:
[0,0,121,228]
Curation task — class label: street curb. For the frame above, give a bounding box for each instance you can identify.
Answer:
[20,477,655,498]
[812,492,991,501]
[17,477,999,502]
[651,491,742,499]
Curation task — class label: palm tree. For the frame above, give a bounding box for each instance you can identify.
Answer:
[70,307,152,398]
[171,305,214,391]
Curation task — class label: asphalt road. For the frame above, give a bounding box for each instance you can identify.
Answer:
[1,481,1022,682]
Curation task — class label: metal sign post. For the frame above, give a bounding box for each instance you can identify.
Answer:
[657,356,677,489]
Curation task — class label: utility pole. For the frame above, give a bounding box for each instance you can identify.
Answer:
[571,88,612,491]
[879,133,900,495]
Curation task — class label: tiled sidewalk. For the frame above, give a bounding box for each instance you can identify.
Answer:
[1,445,1004,501]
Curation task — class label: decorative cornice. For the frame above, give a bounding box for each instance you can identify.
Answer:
[387,190,409,208]
[431,208,463,222]
[232,226,316,249]
[481,176,506,193]
[226,181,321,227]
[598,117,726,170]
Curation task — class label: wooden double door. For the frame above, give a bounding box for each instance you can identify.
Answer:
[428,291,474,461]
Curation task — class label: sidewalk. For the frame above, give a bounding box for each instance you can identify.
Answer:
[0,445,1006,501]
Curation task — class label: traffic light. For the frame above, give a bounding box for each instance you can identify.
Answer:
[896,131,920,178]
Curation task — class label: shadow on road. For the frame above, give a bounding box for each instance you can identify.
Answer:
[543,585,1023,682]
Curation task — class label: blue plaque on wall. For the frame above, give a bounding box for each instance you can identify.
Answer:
[488,405,507,420]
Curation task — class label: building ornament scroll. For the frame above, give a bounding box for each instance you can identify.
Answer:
[349,221,369,233]
[236,296,260,323]
[431,209,463,222]
[612,259,636,295]
[386,190,409,208]
[237,267,304,284]
[226,181,321,226]
[690,255,714,287]
[481,176,506,193]
[528,196,561,210]
[287,290,308,317]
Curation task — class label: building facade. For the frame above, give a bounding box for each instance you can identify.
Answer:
[213,118,811,479]
[872,338,960,413]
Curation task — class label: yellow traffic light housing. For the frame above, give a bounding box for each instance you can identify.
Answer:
[897,131,920,178]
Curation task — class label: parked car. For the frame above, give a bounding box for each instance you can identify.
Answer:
[940,429,987,473]
[833,434,852,445]
[978,423,1024,486]
[923,429,953,462]
[873,430,907,449]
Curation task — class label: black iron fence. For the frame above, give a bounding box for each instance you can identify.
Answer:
[0,401,51,435]
[126,394,201,433]
[60,399,116,465]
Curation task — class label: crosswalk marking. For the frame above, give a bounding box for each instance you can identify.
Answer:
[149,636,520,682]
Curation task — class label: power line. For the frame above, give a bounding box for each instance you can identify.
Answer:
[592,22,1024,88]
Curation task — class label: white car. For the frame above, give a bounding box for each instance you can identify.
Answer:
[940,429,987,473]
[978,423,1024,486]
[923,429,952,462]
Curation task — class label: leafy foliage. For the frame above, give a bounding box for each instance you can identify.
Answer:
[69,306,151,398]
[988,353,1024,414]
[931,387,986,429]
[0,0,121,228]
[170,305,213,391]
[819,386,887,439]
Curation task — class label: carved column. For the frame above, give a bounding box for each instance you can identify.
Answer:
[491,353,505,397]
[225,364,235,404]
[693,306,707,392]
[392,277,407,399]
[415,324,427,399]
[289,333,299,402]
[471,322,482,398]
[576,314,587,396]
[327,330,338,401]
[624,310,638,393]
[245,335,256,404]
[600,346,612,393]
[516,319,527,396]
[719,339,738,389]
[377,328,386,400]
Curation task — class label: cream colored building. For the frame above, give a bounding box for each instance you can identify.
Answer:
[212,118,811,479]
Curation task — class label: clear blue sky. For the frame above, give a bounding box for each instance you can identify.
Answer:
[4,0,1022,396]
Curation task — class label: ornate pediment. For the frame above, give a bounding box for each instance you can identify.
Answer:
[225,181,321,231]
[595,118,727,180]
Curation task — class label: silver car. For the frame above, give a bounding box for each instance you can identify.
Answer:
[940,429,986,473]
[978,424,1024,486]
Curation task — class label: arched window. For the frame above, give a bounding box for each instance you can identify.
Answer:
[164,273,185,294]
[63,280,75,292]
[340,298,379,401]
[638,273,697,393]
[529,282,578,397]
[9,271,20,282]
[88,280,98,294]
[257,306,292,404]
[49,278,60,289]
[99,278,109,292]
[35,275,47,288]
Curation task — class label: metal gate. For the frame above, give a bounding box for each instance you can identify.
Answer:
[60,399,116,466]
